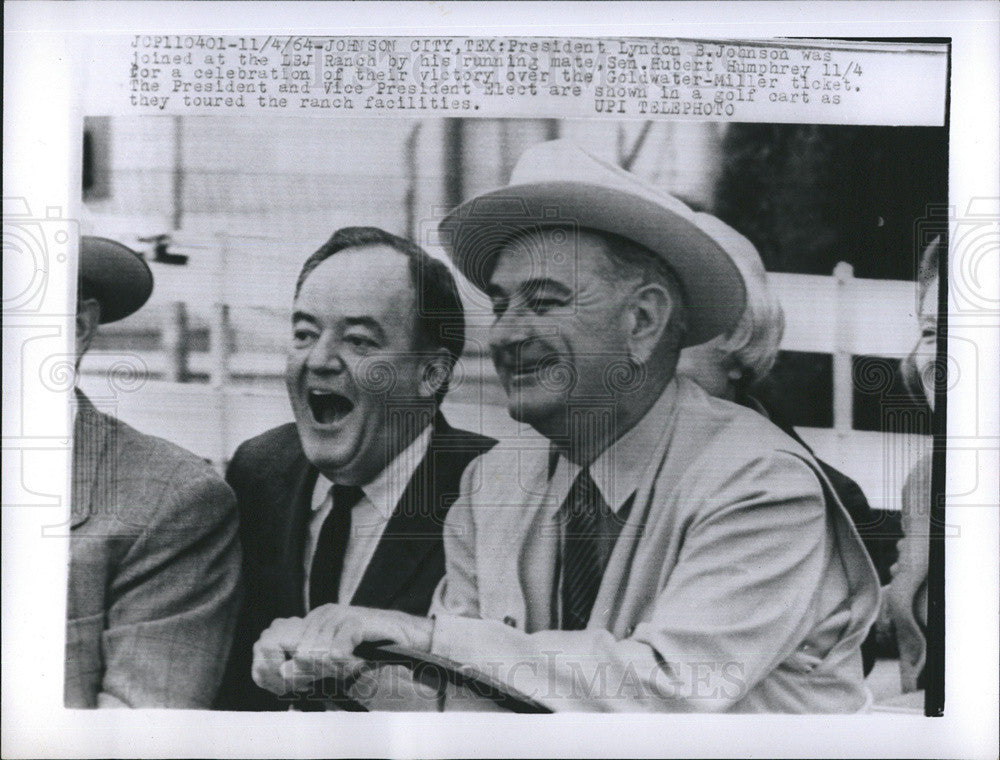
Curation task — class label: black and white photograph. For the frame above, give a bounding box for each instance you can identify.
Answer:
[71,113,946,715]
[3,3,998,758]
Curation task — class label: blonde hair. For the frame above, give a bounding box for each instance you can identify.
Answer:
[705,219,784,387]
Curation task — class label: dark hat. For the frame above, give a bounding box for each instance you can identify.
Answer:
[79,236,154,323]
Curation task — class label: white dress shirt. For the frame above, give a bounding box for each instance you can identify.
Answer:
[544,389,667,627]
[302,425,433,610]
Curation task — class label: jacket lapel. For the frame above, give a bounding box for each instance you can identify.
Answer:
[70,392,110,529]
[273,451,318,617]
[350,416,458,609]
[511,450,556,629]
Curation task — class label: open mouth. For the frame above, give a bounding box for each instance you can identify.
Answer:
[307,390,355,425]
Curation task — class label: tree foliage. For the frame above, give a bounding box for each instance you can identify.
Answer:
[713,125,947,280]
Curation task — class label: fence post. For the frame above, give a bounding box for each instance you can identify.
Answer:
[210,232,232,471]
[210,306,230,386]
[163,301,189,382]
[833,262,854,470]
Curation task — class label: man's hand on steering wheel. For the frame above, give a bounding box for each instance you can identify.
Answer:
[250,604,434,697]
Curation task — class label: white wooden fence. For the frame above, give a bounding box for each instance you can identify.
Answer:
[79,233,930,512]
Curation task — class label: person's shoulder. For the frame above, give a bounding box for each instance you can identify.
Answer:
[433,418,497,457]
[665,379,826,506]
[464,425,550,485]
[673,377,813,461]
[91,412,236,525]
[229,423,302,471]
[225,423,305,502]
[103,411,222,482]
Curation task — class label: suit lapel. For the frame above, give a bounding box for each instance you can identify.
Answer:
[512,451,556,628]
[70,392,110,529]
[350,417,460,609]
[273,450,318,617]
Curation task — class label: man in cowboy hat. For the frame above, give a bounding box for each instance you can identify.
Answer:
[67,236,241,708]
[249,141,881,712]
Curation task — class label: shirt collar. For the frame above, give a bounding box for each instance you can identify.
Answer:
[551,379,679,512]
[312,424,434,514]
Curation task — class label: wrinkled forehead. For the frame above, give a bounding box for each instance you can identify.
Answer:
[490,226,611,289]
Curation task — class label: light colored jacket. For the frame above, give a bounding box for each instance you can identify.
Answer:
[886,450,932,693]
[430,378,880,712]
[66,392,242,707]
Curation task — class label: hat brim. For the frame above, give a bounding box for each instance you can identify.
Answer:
[80,237,154,323]
[439,181,746,347]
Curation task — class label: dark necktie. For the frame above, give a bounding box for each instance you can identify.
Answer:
[309,483,365,610]
[560,468,611,631]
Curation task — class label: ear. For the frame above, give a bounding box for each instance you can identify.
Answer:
[75,298,102,365]
[419,347,453,400]
[624,282,674,365]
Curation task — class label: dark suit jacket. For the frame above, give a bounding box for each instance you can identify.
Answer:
[214,413,495,710]
[67,392,242,708]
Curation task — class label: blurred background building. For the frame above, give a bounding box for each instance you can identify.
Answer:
[78,115,946,516]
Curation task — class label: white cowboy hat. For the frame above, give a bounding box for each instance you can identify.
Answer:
[80,236,154,323]
[438,139,749,347]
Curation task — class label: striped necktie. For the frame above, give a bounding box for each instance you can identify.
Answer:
[560,468,609,631]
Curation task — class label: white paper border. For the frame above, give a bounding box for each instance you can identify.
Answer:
[3,2,997,758]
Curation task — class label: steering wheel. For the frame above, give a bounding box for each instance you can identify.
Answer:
[287,640,552,713]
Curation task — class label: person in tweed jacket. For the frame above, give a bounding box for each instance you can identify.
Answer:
[66,236,241,707]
